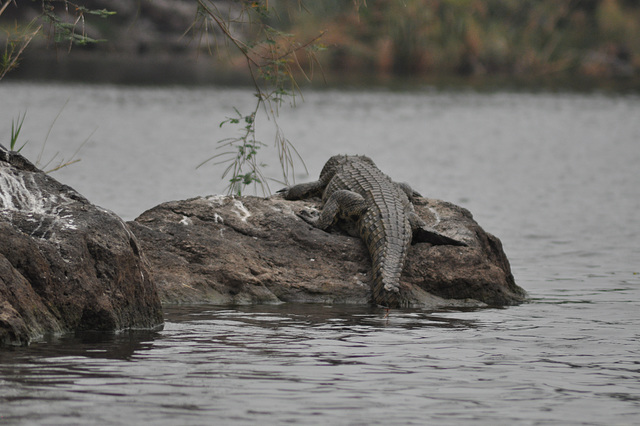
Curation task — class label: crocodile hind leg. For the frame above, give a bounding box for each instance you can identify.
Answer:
[408,212,467,246]
[299,189,367,230]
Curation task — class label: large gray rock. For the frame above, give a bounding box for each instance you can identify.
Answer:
[0,147,163,347]
[129,194,526,308]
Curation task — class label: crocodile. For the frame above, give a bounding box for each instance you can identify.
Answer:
[279,155,466,307]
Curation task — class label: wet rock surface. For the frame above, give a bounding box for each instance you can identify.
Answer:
[130,194,526,308]
[0,147,163,347]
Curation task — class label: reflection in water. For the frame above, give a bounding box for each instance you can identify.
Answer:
[0,305,486,425]
[167,303,480,329]
[20,330,160,361]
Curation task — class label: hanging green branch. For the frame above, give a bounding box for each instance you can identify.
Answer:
[193,0,326,196]
[1,0,115,79]
[40,1,115,50]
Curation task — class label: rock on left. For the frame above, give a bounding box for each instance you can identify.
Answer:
[0,145,163,347]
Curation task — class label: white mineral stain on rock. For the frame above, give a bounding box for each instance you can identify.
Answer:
[232,200,251,222]
[179,215,193,226]
[271,202,296,217]
[60,214,78,231]
[427,206,441,225]
[1,165,79,238]
[0,168,48,214]
[204,194,228,206]
[213,213,224,224]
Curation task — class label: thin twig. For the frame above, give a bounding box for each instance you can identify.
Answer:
[0,24,42,81]
[37,98,69,166]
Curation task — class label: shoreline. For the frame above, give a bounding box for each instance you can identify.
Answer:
[6,51,640,94]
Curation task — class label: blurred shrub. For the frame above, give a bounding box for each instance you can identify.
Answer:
[274,0,639,79]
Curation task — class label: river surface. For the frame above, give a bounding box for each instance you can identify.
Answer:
[1,83,639,425]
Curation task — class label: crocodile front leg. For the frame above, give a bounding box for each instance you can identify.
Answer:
[278,180,325,200]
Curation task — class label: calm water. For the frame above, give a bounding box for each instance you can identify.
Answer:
[1,83,639,425]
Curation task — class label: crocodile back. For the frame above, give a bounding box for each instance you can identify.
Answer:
[322,157,413,306]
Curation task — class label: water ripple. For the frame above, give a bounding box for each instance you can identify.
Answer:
[2,303,638,425]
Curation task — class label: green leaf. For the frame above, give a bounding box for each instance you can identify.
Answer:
[10,111,28,152]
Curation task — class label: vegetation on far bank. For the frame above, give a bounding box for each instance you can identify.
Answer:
[3,0,639,84]
[277,0,639,82]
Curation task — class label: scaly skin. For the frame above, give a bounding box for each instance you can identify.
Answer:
[281,155,465,307]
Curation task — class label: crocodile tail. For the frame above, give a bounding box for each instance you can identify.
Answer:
[362,214,410,308]
[371,280,400,308]
[370,258,403,308]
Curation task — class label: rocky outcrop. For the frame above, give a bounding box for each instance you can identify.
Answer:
[0,142,526,347]
[129,194,526,308]
[0,147,163,347]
